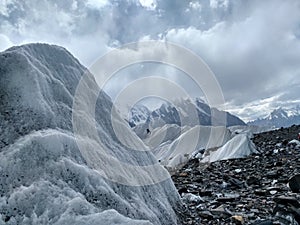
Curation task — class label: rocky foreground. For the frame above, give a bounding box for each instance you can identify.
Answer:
[173,125,300,225]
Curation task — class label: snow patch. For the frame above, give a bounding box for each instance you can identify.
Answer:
[289,139,300,147]
[201,134,258,163]
[147,125,231,169]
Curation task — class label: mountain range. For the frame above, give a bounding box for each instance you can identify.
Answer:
[129,98,246,131]
[248,106,300,128]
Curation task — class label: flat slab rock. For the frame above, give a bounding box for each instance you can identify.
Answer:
[173,125,300,225]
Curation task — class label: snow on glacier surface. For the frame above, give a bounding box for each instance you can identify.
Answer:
[201,133,258,163]
[142,124,258,168]
[229,125,273,135]
[0,44,181,224]
[146,125,231,169]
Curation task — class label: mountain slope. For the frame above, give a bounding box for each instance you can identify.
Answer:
[248,106,300,128]
[0,44,182,225]
[128,104,151,127]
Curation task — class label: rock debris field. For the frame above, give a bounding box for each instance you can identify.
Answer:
[172,125,300,225]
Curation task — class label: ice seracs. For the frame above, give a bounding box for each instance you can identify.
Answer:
[143,123,258,169]
[0,44,182,225]
[201,133,258,163]
[129,101,257,169]
[140,122,255,169]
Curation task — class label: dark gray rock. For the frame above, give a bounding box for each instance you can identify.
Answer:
[172,125,300,225]
[288,174,300,193]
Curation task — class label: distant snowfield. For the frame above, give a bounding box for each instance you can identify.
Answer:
[0,44,181,224]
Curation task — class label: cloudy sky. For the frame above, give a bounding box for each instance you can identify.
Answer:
[1,0,300,121]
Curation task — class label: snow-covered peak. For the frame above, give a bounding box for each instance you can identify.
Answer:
[129,104,151,127]
[131,104,150,115]
[268,107,288,120]
[248,105,300,128]
[129,97,245,133]
[195,97,206,104]
[286,105,300,117]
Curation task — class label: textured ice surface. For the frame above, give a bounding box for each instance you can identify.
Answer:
[142,123,258,168]
[201,133,258,163]
[146,125,231,169]
[0,44,181,224]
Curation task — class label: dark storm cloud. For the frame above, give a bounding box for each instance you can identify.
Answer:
[0,0,299,120]
[165,0,300,120]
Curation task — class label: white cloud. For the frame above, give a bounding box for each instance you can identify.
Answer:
[189,1,202,11]
[165,0,300,119]
[226,96,281,122]
[86,0,109,9]
[0,0,113,64]
[0,0,299,120]
[0,0,15,17]
[0,34,13,51]
[139,0,157,10]
[226,95,300,122]
[210,0,229,10]
[71,0,78,10]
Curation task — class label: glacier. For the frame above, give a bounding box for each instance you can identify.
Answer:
[129,98,258,168]
[201,133,258,163]
[144,125,232,170]
[142,124,258,170]
[132,109,258,170]
[0,44,182,224]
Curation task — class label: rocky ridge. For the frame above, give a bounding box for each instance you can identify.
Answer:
[173,125,300,224]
